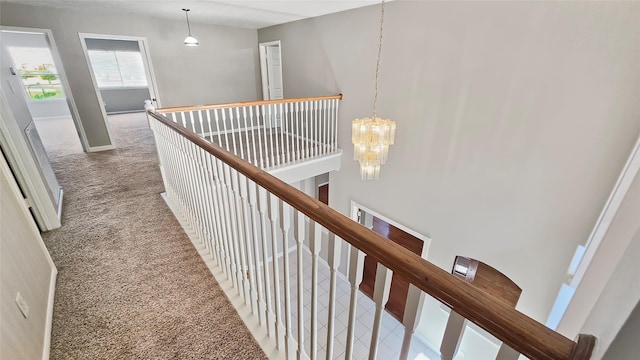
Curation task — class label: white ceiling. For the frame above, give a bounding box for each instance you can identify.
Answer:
[4,0,389,29]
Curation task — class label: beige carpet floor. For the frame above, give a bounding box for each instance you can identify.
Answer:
[41,112,266,359]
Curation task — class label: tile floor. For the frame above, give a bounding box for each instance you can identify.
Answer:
[259,249,439,360]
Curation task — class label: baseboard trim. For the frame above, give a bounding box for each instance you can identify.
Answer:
[87,144,116,152]
[160,192,286,360]
[106,110,145,115]
[33,115,73,121]
[42,267,58,360]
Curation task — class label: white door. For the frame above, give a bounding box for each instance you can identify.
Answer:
[259,41,283,100]
[0,42,61,229]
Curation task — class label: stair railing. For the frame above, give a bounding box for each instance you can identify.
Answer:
[155,95,342,170]
[146,97,595,360]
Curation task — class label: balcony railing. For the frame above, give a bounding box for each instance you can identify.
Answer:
[146,96,595,360]
[156,95,342,170]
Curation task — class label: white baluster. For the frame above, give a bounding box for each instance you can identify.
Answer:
[325,234,342,360]
[196,110,203,138]
[310,100,316,158]
[295,208,307,359]
[303,101,309,160]
[258,187,275,338]
[319,100,324,155]
[195,147,211,253]
[213,108,224,148]
[214,158,235,282]
[267,104,277,167]
[188,110,196,134]
[282,102,291,164]
[314,101,320,156]
[205,109,214,142]
[231,168,249,304]
[223,163,243,300]
[324,99,329,154]
[229,108,239,157]
[235,107,244,160]
[249,106,263,168]
[369,263,393,360]
[400,285,426,360]
[204,150,225,269]
[242,107,254,165]
[278,102,286,165]
[345,246,365,359]
[268,193,283,349]
[333,99,340,152]
[221,108,233,154]
[310,220,322,359]
[281,201,294,359]
[258,105,270,168]
[248,180,267,326]
[294,102,301,161]
[440,310,466,360]
[184,141,199,239]
[318,100,324,155]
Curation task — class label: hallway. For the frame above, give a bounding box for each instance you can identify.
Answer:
[40,113,265,359]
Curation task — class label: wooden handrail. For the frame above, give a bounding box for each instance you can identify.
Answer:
[157,94,344,113]
[147,109,595,360]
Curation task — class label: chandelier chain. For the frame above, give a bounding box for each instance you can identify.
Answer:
[372,0,385,119]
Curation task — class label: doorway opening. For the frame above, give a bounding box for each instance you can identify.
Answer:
[350,201,430,322]
[1,27,89,229]
[2,28,87,157]
[79,33,160,141]
[259,40,283,100]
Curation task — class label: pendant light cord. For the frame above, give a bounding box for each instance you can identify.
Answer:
[372,0,385,120]
[184,9,193,35]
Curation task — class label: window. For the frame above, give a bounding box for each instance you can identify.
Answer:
[87,50,148,88]
[9,47,65,101]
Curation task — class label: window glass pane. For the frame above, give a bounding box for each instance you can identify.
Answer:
[88,50,123,87]
[115,51,148,87]
[87,50,148,88]
[8,47,65,101]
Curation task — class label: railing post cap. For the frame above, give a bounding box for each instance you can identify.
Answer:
[144,99,155,111]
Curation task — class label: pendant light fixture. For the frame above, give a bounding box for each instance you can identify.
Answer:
[352,0,395,180]
[182,8,198,47]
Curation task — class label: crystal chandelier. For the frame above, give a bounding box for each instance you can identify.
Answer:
[182,9,199,47]
[352,0,395,180]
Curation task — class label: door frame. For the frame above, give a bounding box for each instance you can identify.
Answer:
[1,26,89,152]
[349,201,430,325]
[350,200,431,256]
[259,40,283,100]
[78,33,162,148]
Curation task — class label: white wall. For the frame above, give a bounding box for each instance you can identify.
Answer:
[0,147,57,359]
[258,0,640,331]
[0,2,262,148]
[603,300,640,360]
[557,166,640,358]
